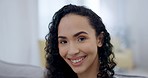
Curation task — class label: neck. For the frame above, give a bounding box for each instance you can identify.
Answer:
[77,56,99,78]
[78,72,98,78]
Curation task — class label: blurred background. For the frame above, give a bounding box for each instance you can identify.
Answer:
[0,0,148,76]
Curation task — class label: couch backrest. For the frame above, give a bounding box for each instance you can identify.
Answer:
[0,60,44,78]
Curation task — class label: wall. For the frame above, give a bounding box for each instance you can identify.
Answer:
[125,0,148,70]
[0,0,40,66]
[101,0,148,71]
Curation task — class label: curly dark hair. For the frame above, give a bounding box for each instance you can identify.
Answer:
[45,4,116,78]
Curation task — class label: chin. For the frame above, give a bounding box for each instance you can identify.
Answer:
[71,66,86,74]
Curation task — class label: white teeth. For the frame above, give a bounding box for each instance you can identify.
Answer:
[70,58,83,63]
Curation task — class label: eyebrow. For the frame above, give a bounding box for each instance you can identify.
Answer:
[58,36,67,39]
[73,31,88,37]
[58,31,88,39]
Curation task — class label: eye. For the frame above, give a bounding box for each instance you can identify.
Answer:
[59,40,67,44]
[78,37,86,42]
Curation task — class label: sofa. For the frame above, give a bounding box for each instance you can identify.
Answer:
[0,60,44,78]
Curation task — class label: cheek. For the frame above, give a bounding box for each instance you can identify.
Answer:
[59,47,67,58]
[81,42,98,54]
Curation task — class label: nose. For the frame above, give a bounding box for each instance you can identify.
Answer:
[68,42,79,55]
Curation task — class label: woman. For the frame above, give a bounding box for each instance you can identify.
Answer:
[45,4,116,78]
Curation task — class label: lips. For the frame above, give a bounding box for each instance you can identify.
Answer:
[68,56,86,66]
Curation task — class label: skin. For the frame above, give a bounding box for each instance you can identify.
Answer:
[58,14,103,78]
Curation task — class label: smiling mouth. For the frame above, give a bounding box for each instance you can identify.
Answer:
[68,56,86,65]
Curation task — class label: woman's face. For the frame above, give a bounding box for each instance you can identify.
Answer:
[58,14,102,75]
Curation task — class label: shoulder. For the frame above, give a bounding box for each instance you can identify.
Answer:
[114,74,148,78]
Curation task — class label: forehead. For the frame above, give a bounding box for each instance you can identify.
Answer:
[58,14,95,36]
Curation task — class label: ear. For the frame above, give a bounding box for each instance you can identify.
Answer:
[97,32,104,47]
